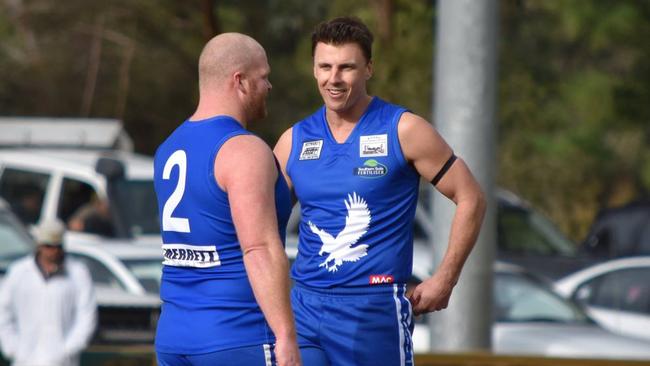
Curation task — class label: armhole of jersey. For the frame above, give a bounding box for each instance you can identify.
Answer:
[273,155,286,188]
[285,123,301,178]
[207,130,254,199]
[390,108,418,177]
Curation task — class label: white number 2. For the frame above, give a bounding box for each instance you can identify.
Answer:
[162,150,190,233]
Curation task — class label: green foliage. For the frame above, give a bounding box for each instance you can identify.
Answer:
[499,0,650,240]
[1,0,649,243]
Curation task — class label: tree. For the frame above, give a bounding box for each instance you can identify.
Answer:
[499,0,650,240]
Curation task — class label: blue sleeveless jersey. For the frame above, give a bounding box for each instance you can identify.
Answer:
[153,116,292,354]
[287,97,420,288]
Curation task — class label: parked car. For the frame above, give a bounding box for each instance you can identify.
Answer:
[494,190,598,279]
[581,199,650,258]
[0,117,160,247]
[490,263,650,359]
[412,262,650,359]
[63,240,162,344]
[554,256,650,341]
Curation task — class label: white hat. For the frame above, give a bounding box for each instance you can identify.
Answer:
[33,219,65,246]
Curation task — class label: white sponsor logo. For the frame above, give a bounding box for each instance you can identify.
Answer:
[162,244,221,268]
[299,140,323,160]
[360,134,388,157]
[308,192,371,272]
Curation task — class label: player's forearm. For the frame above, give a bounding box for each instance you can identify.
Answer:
[438,189,486,284]
[243,241,298,340]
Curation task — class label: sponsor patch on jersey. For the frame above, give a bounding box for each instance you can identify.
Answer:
[299,140,323,160]
[354,159,388,178]
[360,134,388,157]
[369,274,394,285]
[162,244,221,268]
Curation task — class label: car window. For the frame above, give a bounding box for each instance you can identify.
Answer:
[495,272,587,323]
[0,168,49,225]
[123,259,162,294]
[111,180,160,236]
[68,253,124,290]
[58,178,96,223]
[573,268,650,314]
[498,205,575,256]
[0,211,35,272]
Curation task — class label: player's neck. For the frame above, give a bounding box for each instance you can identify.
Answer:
[191,94,246,127]
[325,96,372,143]
[325,95,372,128]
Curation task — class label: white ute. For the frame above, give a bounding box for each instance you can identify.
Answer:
[0,117,161,247]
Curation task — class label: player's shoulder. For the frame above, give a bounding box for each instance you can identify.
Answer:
[397,111,436,135]
[275,127,294,147]
[219,134,275,166]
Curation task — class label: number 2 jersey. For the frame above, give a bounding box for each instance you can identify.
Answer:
[287,97,420,288]
[153,116,291,354]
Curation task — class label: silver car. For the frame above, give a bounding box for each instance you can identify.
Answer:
[409,262,650,359]
[555,256,650,342]
[491,263,650,359]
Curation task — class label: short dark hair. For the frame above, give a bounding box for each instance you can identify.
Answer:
[311,17,374,62]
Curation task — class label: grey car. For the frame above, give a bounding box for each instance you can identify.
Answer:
[409,261,650,359]
[490,263,650,360]
[555,256,650,342]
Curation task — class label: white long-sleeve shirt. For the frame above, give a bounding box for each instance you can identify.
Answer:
[0,255,97,366]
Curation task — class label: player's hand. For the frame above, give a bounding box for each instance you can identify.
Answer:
[274,336,302,366]
[408,272,455,316]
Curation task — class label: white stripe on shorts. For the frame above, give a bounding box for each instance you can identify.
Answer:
[263,343,272,366]
[393,284,406,366]
[401,286,414,365]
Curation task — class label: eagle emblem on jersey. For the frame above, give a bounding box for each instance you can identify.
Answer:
[308,192,371,272]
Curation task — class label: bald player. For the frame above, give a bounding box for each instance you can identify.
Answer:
[153,33,301,366]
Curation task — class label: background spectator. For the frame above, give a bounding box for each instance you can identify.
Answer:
[0,219,97,366]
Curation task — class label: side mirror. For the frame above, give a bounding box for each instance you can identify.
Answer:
[95,157,125,181]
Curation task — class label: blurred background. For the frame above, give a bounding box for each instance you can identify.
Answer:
[2,0,650,364]
[1,0,649,242]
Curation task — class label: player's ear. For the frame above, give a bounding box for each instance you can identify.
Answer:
[234,71,248,95]
[365,60,373,80]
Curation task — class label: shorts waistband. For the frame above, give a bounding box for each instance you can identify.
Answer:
[294,282,406,296]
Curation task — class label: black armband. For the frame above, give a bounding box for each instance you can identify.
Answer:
[431,153,457,186]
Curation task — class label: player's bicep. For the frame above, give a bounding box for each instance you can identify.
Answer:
[433,158,480,204]
[398,113,453,181]
[216,136,279,250]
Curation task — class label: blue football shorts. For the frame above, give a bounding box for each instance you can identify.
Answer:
[157,343,276,366]
[292,283,414,366]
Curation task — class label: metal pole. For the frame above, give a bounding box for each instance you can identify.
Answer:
[428,0,499,352]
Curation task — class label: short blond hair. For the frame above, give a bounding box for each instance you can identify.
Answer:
[198,33,266,89]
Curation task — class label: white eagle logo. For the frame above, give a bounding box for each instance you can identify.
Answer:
[308,192,371,272]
